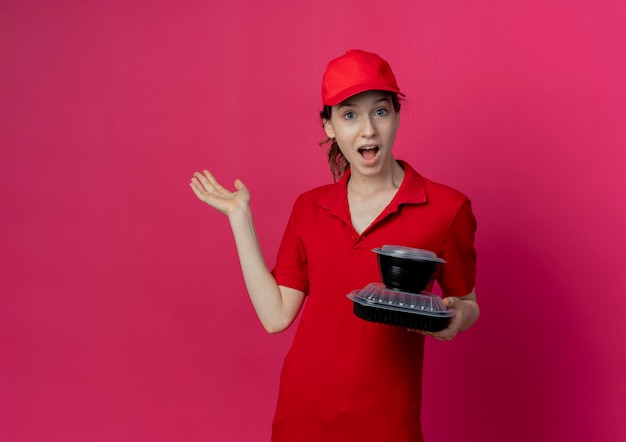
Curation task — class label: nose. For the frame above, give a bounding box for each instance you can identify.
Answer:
[360,115,376,137]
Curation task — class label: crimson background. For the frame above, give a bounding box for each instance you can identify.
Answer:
[1,1,625,441]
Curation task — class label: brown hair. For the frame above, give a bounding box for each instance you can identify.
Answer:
[319,93,401,181]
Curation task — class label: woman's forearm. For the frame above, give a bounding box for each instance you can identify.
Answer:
[228,206,304,333]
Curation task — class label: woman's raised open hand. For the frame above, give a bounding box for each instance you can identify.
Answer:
[189,168,304,333]
[189,170,250,216]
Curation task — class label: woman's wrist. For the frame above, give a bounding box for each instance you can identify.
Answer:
[227,202,252,226]
[458,299,479,332]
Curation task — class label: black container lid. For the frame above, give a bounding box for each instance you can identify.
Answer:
[372,245,446,263]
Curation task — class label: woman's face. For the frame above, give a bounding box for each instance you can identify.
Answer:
[323,90,400,178]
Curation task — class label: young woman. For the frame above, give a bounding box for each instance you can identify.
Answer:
[190,49,479,442]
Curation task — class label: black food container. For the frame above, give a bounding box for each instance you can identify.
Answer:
[373,245,445,293]
[347,283,455,331]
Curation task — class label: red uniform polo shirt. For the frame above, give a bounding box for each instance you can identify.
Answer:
[271,160,476,442]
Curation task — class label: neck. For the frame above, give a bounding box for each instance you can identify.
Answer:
[347,160,405,195]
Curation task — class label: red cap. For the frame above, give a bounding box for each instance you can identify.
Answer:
[321,49,405,106]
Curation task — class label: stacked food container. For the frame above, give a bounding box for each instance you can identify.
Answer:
[347,245,455,331]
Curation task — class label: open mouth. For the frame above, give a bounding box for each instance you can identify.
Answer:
[358,146,380,160]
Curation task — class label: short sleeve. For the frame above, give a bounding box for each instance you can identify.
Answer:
[271,196,309,294]
[437,199,477,297]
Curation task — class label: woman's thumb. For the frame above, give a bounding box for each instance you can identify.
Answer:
[234,179,246,190]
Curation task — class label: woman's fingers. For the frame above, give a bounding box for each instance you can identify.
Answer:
[191,171,216,193]
[203,170,223,190]
[190,170,231,197]
[408,297,463,341]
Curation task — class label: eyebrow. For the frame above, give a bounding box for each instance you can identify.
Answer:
[337,96,392,109]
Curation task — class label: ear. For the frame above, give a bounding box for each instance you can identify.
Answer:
[323,119,335,139]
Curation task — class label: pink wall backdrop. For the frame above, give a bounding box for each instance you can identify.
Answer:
[2,1,625,441]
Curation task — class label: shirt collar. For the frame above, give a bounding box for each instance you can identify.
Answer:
[318,160,427,219]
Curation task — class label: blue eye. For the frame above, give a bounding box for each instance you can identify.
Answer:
[344,111,356,120]
[375,108,389,116]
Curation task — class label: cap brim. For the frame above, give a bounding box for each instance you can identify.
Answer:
[324,82,405,106]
